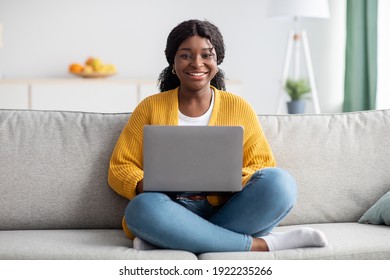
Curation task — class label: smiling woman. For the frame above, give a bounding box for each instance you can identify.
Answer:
[108,19,328,254]
[173,36,219,117]
[158,20,226,93]
[174,37,218,89]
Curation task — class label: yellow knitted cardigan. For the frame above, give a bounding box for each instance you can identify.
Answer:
[108,86,276,239]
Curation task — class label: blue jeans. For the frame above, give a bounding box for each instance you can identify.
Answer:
[125,167,297,254]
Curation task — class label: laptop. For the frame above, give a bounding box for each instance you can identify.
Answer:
[143,125,243,195]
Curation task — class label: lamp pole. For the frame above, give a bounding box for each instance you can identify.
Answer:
[276,25,321,114]
[292,17,301,80]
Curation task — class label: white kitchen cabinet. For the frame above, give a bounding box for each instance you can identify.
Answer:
[225,80,243,97]
[0,79,242,113]
[0,84,29,110]
[139,82,159,102]
[30,81,138,113]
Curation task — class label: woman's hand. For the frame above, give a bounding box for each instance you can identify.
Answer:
[136,179,144,194]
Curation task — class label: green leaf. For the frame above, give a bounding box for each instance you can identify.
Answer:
[284,79,311,100]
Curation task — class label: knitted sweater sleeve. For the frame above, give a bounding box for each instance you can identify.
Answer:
[108,100,150,200]
[241,105,276,186]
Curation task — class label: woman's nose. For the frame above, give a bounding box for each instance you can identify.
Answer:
[191,55,204,67]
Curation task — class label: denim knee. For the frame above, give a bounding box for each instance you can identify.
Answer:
[125,192,171,228]
[249,167,297,208]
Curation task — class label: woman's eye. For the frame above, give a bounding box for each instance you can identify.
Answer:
[202,53,214,59]
[180,54,191,60]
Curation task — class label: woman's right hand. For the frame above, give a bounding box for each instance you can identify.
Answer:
[136,179,144,194]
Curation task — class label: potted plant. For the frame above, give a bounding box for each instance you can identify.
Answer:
[284,78,311,114]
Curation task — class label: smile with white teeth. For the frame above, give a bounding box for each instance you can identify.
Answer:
[188,72,207,76]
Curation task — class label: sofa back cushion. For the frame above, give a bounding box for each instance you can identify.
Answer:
[260,110,390,225]
[0,110,129,230]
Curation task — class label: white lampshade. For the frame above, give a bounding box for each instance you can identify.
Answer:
[267,0,330,19]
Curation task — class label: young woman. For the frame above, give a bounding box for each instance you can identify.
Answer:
[108,19,327,253]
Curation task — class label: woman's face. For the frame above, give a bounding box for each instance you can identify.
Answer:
[173,35,218,93]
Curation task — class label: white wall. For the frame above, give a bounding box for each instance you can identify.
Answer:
[377,0,390,110]
[0,0,345,114]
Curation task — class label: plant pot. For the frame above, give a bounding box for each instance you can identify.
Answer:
[287,100,305,114]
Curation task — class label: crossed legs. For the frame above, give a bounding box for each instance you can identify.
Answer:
[125,168,327,253]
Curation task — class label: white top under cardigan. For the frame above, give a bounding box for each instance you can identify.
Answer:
[178,89,215,126]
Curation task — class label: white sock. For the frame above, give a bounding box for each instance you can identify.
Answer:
[261,227,328,251]
[133,237,158,250]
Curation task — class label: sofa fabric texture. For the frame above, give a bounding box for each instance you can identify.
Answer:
[0,110,129,230]
[0,109,389,259]
[259,111,390,226]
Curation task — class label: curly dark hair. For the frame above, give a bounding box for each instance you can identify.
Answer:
[158,19,226,92]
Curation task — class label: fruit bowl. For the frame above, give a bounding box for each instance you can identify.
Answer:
[68,57,117,79]
[70,71,116,79]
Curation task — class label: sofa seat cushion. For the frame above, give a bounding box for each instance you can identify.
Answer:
[0,229,197,260]
[198,223,390,260]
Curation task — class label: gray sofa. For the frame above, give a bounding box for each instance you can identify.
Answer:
[1,109,389,260]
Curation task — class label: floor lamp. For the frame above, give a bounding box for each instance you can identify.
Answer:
[267,0,330,114]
